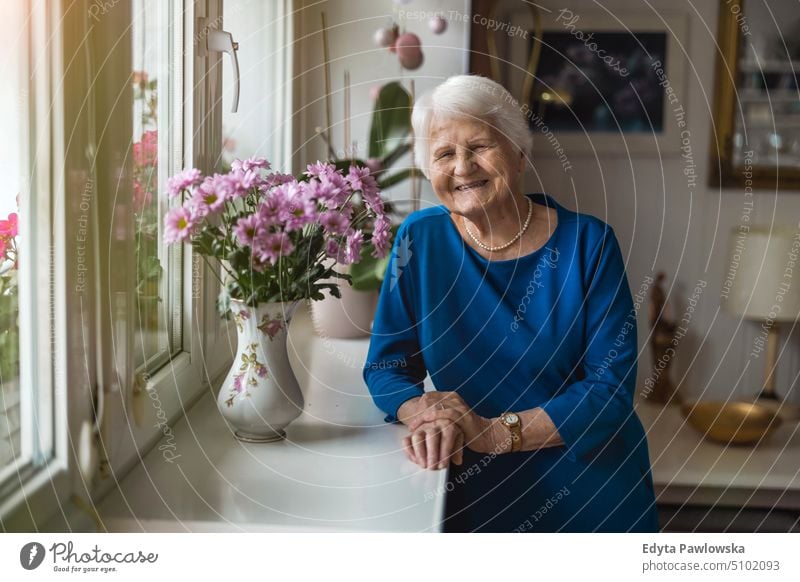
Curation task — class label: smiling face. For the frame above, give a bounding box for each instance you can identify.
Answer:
[427,114,525,221]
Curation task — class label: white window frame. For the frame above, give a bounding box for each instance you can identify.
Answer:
[1,0,88,527]
[2,0,293,529]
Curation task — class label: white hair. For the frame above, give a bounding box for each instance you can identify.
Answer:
[411,75,533,179]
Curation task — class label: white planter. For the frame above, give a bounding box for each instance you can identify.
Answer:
[310,283,378,339]
[217,299,303,442]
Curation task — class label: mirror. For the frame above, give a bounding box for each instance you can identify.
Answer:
[710,0,800,189]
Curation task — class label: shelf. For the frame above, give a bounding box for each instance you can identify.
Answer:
[635,399,800,509]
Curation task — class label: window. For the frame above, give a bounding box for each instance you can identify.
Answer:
[1,0,294,528]
[131,0,183,372]
[0,0,24,480]
[0,0,65,522]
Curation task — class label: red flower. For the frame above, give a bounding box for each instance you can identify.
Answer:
[133,130,158,167]
[0,213,18,238]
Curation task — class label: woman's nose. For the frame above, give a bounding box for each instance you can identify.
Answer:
[453,152,476,176]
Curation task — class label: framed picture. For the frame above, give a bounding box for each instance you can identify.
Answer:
[469,2,688,157]
[709,0,800,189]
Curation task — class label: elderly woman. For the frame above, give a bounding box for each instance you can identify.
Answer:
[362,75,658,533]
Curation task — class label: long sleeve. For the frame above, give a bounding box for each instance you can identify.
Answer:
[363,222,428,423]
[539,225,638,461]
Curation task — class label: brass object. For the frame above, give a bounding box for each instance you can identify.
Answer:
[751,321,800,422]
[680,401,782,445]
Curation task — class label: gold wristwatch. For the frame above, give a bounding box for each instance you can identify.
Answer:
[500,412,522,453]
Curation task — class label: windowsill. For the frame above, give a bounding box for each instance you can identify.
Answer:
[97,302,447,532]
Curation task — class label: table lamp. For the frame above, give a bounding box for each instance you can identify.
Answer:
[723,225,800,421]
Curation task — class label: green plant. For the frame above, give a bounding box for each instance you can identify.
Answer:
[322,82,415,291]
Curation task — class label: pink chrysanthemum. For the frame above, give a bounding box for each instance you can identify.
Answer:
[342,229,364,265]
[282,196,318,232]
[231,157,271,173]
[226,169,258,198]
[254,231,295,265]
[190,180,227,216]
[370,214,392,258]
[324,238,340,259]
[319,210,350,236]
[166,168,202,197]
[164,206,196,243]
[233,215,266,247]
[304,161,335,178]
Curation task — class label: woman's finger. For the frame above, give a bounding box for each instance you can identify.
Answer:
[425,426,441,470]
[411,429,428,469]
[408,408,461,432]
[439,423,459,470]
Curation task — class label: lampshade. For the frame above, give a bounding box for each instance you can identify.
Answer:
[722,225,800,321]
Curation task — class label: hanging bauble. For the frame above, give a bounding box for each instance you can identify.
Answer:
[429,15,447,34]
[394,32,422,60]
[373,25,398,48]
[398,50,424,70]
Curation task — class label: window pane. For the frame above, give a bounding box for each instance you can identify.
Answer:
[132,0,182,371]
[0,1,24,472]
[221,1,290,172]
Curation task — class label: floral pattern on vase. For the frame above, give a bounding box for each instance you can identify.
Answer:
[217,299,303,442]
[257,314,283,339]
[224,342,269,407]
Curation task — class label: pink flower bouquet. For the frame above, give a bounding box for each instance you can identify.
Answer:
[163,158,391,309]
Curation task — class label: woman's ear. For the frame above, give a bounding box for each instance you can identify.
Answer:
[518,150,526,173]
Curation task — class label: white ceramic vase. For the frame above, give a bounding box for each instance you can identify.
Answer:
[217,299,303,442]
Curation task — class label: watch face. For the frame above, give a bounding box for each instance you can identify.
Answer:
[505,413,519,424]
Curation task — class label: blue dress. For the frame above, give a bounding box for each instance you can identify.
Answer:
[363,192,659,532]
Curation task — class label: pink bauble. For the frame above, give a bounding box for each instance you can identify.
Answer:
[398,50,424,70]
[429,16,447,34]
[395,33,422,60]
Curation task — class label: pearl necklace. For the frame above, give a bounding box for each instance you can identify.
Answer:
[463,197,533,252]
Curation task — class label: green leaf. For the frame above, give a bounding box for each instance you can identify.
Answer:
[368,82,412,159]
[380,142,412,170]
[331,159,367,174]
[377,168,415,190]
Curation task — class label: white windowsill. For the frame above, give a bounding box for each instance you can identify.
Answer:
[97,302,447,532]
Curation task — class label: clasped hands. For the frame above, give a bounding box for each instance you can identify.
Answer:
[397,392,509,470]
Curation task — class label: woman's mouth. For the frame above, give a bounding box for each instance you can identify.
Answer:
[455,179,489,192]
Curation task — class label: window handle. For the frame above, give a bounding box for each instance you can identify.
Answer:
[207,29,240,113]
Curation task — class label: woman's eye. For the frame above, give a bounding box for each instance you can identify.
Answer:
[437,152,453,160]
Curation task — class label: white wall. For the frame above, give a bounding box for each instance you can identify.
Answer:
[295,0,471,207]
[297,0,800,407]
